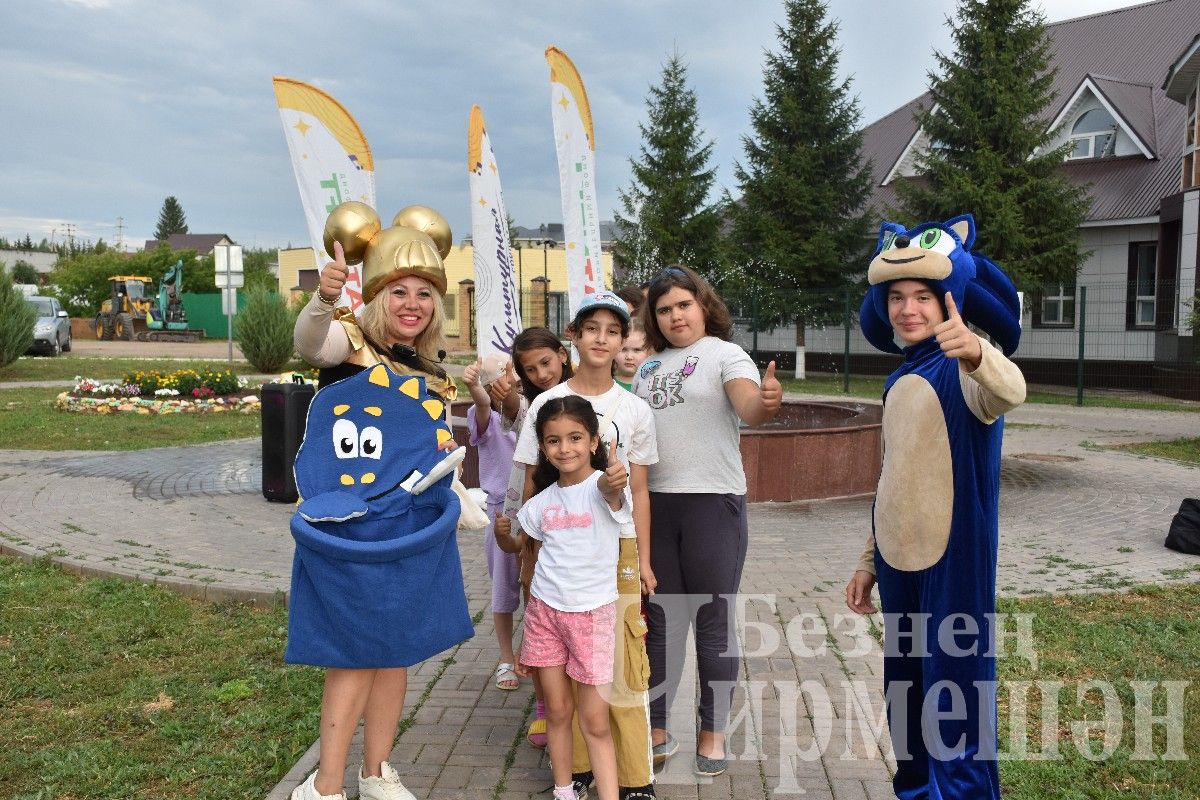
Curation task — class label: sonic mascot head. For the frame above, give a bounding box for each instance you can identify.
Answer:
[859,214,1022,356]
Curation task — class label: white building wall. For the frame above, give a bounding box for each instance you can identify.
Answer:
[1179,190,1198,336]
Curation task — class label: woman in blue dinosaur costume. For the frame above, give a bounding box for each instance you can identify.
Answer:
[287,364,473,800]
[290,204,479,800]
[846,214,1025,800]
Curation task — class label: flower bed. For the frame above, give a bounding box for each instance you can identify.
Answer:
[56,368,263,416]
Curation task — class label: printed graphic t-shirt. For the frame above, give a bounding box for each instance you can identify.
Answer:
[513,381,658,538]
[518,471,632,612]
[632,336,760,495]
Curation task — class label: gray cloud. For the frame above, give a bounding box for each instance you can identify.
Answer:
[1,0,1134,252]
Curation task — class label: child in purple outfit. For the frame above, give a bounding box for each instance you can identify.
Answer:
[464,359,523,691]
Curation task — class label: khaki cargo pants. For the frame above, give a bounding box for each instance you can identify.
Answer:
[570,538,653,787]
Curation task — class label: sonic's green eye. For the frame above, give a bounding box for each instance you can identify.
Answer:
[882,232,897,251]
[918,229,942,249]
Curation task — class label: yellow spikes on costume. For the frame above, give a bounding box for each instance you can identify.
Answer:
[399,378,420,399]
[333,404,350,416]
[422,400,444,420]
[361,472,376,484]
[340,474,355,486]
[436,428,453,447]
[364,406,382,416]
[369,365,390,387]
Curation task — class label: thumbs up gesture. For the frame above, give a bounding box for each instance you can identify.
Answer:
[760,360,782,414]
[487,359,515,405]
[599,438,628,505]
[933,292,982,369]
[318,240,349,304]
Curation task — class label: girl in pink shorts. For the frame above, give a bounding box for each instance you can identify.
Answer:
[513,395,630,800]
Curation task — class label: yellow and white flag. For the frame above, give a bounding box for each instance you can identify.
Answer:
[272,76,375,310]
[546,46,605,317]
[468,105,522,384]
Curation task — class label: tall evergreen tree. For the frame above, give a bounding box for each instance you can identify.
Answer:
[614,52,721,285]
[894,0,1089,288]
[154,196,189,240]
[728,0,873,373]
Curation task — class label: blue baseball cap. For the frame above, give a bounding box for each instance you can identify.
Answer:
[571,290,632,326]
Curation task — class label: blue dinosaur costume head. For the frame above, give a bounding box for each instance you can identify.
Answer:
[859,214,1022,356]
[294,363,458,517]
[285,364,473,669]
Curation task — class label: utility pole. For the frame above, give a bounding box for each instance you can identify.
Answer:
[115,217,125,252]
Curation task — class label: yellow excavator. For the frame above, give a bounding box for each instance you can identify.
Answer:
[93,261,203,342]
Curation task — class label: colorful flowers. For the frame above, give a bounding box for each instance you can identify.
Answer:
[61,368,261,415]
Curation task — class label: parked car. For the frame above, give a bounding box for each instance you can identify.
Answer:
[26,296,72,356]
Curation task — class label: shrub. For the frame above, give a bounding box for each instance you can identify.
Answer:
[235,288,297,373]
[0,266,37,369]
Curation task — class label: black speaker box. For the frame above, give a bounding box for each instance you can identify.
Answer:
[261,382,315,503]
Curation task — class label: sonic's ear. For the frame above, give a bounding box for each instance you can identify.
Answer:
[945,214,976,249]
[874,221,907,255]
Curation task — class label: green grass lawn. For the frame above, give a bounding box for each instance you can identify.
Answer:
[996,584,1200,798]
[1112,437,1200,466]
[0,355,311,383]
[0,556,323,800]
[0,386,262,450]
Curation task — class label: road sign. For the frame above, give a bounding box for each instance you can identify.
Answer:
[214,244,244,288]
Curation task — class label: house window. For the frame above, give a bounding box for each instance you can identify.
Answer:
[1039,283,1076,326]
[1127,243,1157,329]
[1068,107,1117,160]
[1184,87,1197,189]
[443,293,456,321]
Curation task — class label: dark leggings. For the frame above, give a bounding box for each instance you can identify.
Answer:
[646,491,748,733]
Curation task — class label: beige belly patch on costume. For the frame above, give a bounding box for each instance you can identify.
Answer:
[875,374,954,572]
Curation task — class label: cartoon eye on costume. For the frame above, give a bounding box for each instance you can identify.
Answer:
[917,228,956,256]
[360,426,383,460]
[332,418,359,458]
[881,231,899,251]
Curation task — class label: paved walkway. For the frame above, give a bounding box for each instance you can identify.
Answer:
[0,398,1197,799]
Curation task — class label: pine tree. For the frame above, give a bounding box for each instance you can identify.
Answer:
[894,0,1089,288]
[614,52,721,285]
[154,196,189,241]
[728,0,873,371]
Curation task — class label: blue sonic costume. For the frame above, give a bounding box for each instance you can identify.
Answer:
[285,364,474,669]
[857,214,1025,799]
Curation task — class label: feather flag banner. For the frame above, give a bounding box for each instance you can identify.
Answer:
[273,76,375,310]
[468,105,522,384]
[546,46,606,317]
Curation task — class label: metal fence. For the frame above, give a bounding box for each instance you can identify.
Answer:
[729,281,1200,402]
[454,288,571,346]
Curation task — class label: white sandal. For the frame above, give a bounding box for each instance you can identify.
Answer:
[494,662,519,691]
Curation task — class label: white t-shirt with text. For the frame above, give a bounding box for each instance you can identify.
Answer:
[513,381,658,537]
[632,336,760,495]
[518,471,631,612]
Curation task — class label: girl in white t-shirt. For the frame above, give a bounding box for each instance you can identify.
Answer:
[501,395,630,800]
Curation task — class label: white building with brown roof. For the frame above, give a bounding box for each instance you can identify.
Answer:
[786,0,1200,398]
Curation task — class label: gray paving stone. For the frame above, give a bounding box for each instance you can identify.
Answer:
[1,400,1197,799]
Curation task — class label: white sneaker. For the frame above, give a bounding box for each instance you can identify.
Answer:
[358,761,416,800]
[290,771,346,800]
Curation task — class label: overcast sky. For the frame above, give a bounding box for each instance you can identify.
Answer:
[0,0,1139,254]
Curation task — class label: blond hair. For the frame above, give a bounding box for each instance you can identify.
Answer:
[358,278,448,362]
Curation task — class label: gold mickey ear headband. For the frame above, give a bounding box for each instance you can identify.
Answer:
[323,201,452,301]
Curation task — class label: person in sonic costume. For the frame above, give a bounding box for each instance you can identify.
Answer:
[286,364,474,800]
[845,214,1026,800]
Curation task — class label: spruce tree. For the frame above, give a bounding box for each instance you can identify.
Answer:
[154,196,189,241]
[894,0,1089,288]
[614,52,721,285]
[728,0,873,373]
